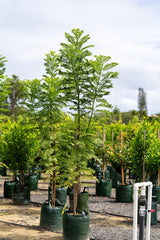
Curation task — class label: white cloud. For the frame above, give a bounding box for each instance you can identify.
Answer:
[1,0,160,115]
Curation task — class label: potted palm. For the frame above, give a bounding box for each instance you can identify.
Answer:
[1,118,39,204]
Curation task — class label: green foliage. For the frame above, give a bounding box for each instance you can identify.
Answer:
[6,75,26,118]
[0,55,7,76]
[129,118,155,181]
[0,76,10,116]
[138,88,147,119]
[20,78,42,119]
[0,118,40,179]
[41,115,75,187]
[59,28,94,121]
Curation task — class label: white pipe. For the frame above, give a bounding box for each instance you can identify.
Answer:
[146,184,152,240]
[133,182,152,240]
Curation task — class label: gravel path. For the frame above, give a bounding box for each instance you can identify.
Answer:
[31,182,160,240]
[1,176,160,240]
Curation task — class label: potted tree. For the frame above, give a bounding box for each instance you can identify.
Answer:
[0,118,39,204]
[95,127,112,197]
[108,126,133,203]
[27,51,72,232]
[145,124,160,203]
[59,28,118,240]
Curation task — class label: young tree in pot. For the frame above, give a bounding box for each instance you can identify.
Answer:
[35,51,73,231]
[59,28,118,240]
[145,123,160,203]
[95,126,112,197]
[0,118,39,204]
[108,127,133,202]
[129,118,152,182]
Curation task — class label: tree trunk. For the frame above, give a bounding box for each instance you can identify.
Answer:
[102,128,106,180]
[51,139,56,208]
[51,166,56,208]
[120,131,125,185]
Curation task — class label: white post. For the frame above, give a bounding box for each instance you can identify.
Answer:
[133,182,152,240]
[146,184,152,240]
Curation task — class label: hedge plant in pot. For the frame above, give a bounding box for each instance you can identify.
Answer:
[129,118,153,183]
[59,28,118,240]
[145,124,160,203]
[0,118,39,203]
[108,129,133,203]
[130,119,158,224]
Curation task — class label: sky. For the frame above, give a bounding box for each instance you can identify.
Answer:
[1,0,160,115]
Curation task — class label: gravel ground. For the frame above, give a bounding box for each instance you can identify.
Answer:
[1,175,160,240]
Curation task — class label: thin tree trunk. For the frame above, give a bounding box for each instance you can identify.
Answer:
[157,170,160,186]
[102,128,106,180]
[51,164,56,208]
[142,130,146,182]
[120,131,124,185]
[73,130,78,215]
[51,136,56,208]
[13,171,15,182]
[157,129,160,185]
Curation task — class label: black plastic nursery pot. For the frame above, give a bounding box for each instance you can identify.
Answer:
[63,211,90,240]
[39,200,63,232]
[0,166,7,176]
[48,186,67,206]
[116,184,133,203]
[96,179,112,197]
[4,180,16,199]
[12,183,30,205]
[152,185,160,203]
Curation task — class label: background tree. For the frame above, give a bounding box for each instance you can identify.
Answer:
[0,55,10,120]
[21,78,42,123]
[138,87,147,119]
[6,75,26,119]
[0,55,7,76]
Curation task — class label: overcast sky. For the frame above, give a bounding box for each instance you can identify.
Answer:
[1,0,160,115]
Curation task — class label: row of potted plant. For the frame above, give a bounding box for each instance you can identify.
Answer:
[0,28,119,239]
